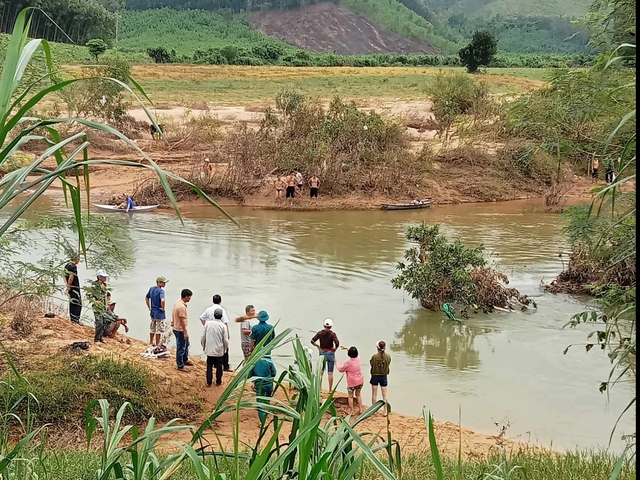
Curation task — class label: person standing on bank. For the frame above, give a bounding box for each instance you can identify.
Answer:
[172,289,194,372]
[250,310,275,353]
[235,304,255,361]
[199,294,232,371]
[146,276,168,347]
[310,174,320,200]
[202,308,229,387]
[311,318,340,391]
[370,340,391,416]
[64,254,81,324]
[88,269,109,343]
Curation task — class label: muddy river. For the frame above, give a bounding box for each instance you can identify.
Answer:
[14,197,635,452]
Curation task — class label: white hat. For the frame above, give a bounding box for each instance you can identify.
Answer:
[323,318,333,327]
[204,158,210,162]
[96,268,109,278]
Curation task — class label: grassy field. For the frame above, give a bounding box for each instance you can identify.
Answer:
[117,65,549,104]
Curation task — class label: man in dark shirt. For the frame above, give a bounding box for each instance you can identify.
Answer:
[64,255,81,324]
[311,318,340,392]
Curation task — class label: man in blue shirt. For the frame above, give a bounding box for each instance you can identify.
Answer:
[145,276,168,347]
[250,355,277,423]
[117,194,135,212]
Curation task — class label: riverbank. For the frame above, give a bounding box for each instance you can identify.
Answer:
[0,314,537,458]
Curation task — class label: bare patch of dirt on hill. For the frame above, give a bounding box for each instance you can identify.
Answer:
[250,3,439,55]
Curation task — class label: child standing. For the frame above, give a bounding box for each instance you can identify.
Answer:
[370,340,391,416]
[336,346,364,416]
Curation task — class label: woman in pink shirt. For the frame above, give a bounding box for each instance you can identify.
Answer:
[336,346,364,416]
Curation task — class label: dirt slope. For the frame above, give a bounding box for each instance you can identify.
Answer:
[250,3,439,55]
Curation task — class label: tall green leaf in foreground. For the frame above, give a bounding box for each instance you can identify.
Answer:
[0,7,234,249]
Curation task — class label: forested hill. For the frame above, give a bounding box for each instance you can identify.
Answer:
[124,0,593,54]
[0,0,594,56]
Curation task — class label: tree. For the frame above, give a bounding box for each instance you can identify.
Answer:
[391,223,533,311]
[147,47,175,64]
[86,38,108,62]
[459,30,497,73]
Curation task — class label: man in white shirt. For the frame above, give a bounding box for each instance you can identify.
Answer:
[201,309,229,386]
[199,294,232,371]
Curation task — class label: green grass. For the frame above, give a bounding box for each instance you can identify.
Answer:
[14,448,636,480]
[134,69,544,104]
[0,354,194,425]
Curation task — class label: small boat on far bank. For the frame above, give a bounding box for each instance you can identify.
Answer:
[93,204,160,213]
[381,198,433,211]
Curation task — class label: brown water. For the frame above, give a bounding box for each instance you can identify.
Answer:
[18,196,636,451]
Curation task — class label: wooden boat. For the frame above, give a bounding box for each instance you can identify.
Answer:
[381,198,433,211]
[93,204,160,213]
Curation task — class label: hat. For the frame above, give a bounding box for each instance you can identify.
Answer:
[96,269,109,278]
[323,318,333,328]
[257,310,269,322]
[156,276,168,284]
[213,308,223,319]
[204,158,210,162]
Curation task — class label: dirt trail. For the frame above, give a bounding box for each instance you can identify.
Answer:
[1,316,541,458]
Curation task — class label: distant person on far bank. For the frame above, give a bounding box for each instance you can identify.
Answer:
[201,308,229,386]
[296,170,304,193]
[311,318,340,391]
[146,276,168,347]
[286,172,297,200]
[200,294,232,371]
[274,176,285,199]
[64,254,82,324]
[310,174,320,200]
[172,289,194,372]
[592,157,600,182]
[370,340,391,416]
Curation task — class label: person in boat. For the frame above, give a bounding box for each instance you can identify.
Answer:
[116,194,135,212]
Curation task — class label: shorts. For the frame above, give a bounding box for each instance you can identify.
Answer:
[242,342,252,360]
[592,168,599,178]
[370,375,388,387]
[297,183,303,189]
[149,318,167,335]
[310,187,319,198]
[286,186,295,198]
[347,384,363,394]
[320,351,335,373]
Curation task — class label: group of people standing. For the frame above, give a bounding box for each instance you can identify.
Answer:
[311,318,392,417]
[274,171,321,200]
[63,265,391,420]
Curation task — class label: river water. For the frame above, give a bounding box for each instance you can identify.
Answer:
[12,196,635,452]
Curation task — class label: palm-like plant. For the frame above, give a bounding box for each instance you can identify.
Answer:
[0,8,233,251]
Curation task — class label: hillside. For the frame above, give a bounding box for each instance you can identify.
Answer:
[426,0,591,17]
[250,3,440,55]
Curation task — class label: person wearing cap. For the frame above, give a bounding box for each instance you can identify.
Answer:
[104,293,129,339]
[146,276,168,347]
[199,294,232,371]
[201,308,229,386]
[311,318,340,391]
[172,289,194,372]
[88,269,109,343]
[250,311,275,354]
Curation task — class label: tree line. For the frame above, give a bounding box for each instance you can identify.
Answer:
[0,0,122,45]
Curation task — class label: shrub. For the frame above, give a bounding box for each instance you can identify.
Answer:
[426,71,490,140]
[147,46,177,63]
[392,223,534,311]
[459,30,498,73]
[86,38,108,62]
[62,56,132,126]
